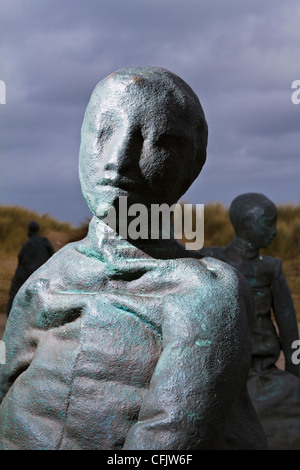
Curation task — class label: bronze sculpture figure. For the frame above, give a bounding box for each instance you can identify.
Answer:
[200,193,300,449]
[6,221,54,316]
[0,68,266,450]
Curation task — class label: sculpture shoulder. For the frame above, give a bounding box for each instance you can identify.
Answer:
[162,256,253,351]
[198,246,227,261]
[177,254,243,283]
[16,240,91,299]
[41,236,54,248]
[172,255,251,308]
[27,241,81,279]
[259,254,283,278]
[6,241,92,330]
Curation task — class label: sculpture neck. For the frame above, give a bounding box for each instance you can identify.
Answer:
[83,216,190,263]
[229,236,260,260]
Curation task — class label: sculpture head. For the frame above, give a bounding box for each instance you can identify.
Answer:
[229,193,277,249]
[28,221,40,237]
[79,66,208,220]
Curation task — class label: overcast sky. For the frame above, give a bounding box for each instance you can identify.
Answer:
[1,0,299,226]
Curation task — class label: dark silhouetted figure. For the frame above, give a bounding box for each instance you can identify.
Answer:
[6,221,54,316]
[200,193,300,450]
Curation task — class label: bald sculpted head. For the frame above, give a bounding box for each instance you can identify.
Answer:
[229,193,278,249]
[79,66,208,218]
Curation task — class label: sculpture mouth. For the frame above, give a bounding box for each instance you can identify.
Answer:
[97,177,144,197]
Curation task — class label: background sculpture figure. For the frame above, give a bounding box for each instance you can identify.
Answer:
[200,192,300,449]
[6,221,54,316]
[0,67,266,450]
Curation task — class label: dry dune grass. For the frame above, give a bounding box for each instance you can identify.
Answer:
[0,202,299,323]
[0,205,74,256]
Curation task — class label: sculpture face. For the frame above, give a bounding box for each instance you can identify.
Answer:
[79,67,207,220]
[229,193,278,249]
[240,205,277,249]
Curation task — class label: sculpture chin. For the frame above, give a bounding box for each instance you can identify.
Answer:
[85,185,125,219]
[95,202,112,220]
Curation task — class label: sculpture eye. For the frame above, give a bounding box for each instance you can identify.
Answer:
[156,134,186,149]
[98,125,114,143]
[154,135,188,158]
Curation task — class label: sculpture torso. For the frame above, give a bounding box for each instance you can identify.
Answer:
[200,239,292,371]
[0,68,268,450]
[200,195,300,450]
[0,218,266,449]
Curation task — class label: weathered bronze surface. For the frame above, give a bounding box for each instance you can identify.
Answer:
[0,68,266,450]
[6,221,54,316]
[200,193,300,449]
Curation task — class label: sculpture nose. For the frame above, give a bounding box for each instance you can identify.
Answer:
[103,127,144,177]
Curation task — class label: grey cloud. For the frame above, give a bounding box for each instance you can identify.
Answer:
[1,0,299,224]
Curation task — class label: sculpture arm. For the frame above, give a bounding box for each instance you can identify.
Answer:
[124,267,253,450]
[44,238,55,257]
[16,244,26,267]
[0,281,43,403]
[272,260,299,377]
[0,275,84,404]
